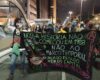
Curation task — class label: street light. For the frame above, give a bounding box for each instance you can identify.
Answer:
[80,0,84,21]
[68,11,73,22]
[62,16,69,26]
[80,0,87,21]
[62,11,73,26]
[95,17,99,21]
[68,11,73,18]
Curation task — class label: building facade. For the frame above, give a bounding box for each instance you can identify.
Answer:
[36,0,56,23]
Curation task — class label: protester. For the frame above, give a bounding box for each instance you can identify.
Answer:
[57,26,67,33]
[45,24,54,33]
[35,24,42,33]
[7,18,26,80]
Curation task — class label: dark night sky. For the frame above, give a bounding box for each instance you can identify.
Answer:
[57,0,100,23]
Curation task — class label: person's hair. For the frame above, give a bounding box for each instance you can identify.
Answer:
[14,18,20,28]
[88,23,94,29]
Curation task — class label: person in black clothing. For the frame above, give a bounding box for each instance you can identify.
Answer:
[12,18,21,44]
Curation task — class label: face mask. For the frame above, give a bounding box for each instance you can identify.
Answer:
[16,23,22,28]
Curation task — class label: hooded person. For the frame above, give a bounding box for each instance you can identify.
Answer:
[45,24,54,33]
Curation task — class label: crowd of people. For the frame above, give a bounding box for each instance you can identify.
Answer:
[31,17,100,33]
[7,16,100,80]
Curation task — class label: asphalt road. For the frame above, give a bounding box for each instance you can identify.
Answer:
[0,58,100,80]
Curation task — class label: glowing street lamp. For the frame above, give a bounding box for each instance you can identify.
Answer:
[68,11,73,18]
[95,17,99,21]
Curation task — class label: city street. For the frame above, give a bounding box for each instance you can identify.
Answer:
[0,0,100,80]
[0,58,100,80]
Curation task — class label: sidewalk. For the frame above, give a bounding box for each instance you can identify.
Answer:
[0,36,12,51]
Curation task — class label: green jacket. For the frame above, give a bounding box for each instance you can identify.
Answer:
[12,43,20,56]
